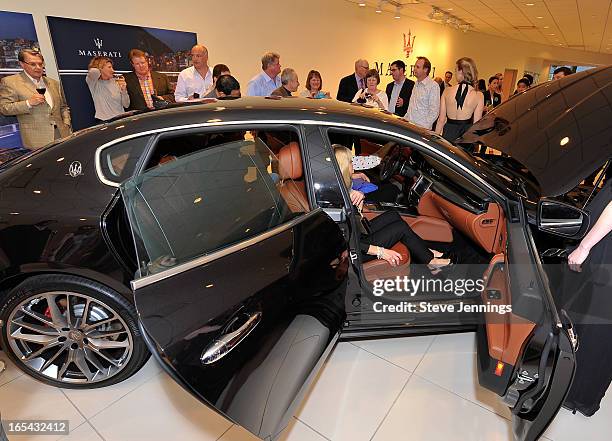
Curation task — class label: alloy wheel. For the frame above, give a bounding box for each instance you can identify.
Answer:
[6,291,134,385]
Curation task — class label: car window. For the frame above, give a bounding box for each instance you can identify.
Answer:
[99,136,150,184]
[143,128,301,170]
[121,130,309,278]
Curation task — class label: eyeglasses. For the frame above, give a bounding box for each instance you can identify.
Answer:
[22,61,45,68]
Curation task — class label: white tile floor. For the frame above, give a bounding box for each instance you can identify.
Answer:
[0,331,610,441]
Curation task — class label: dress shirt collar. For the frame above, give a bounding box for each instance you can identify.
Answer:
[415,75,433,86]
[260,70,278,82]
[24,71,44,86]
[193,66,211,80]
[355,73,365,87]
[394,77,406,86]
[136,71,151,81]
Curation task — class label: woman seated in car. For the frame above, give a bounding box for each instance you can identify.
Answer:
[334,145,451,271]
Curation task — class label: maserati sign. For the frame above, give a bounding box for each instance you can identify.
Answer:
[77,36,122,58]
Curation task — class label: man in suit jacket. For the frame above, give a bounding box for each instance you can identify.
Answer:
[124,49,173,111]
[336,59,369,102]
[385,60,414,117]
[0,49,71,149]
[271,68,299,97]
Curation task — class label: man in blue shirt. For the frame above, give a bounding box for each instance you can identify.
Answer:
[247,52,282,96]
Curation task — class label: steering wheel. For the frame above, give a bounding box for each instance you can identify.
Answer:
[379,144,402,181]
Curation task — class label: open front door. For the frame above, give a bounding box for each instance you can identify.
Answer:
[121,136,348,440]
[477,209,576,441]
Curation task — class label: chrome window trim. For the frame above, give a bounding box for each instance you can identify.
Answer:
[131,208,322,290]
[94,119,505,200]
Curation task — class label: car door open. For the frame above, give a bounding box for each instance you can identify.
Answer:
[120,130,349,440]
[476,203,576,441]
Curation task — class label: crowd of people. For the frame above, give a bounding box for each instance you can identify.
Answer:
[0,45,576,150]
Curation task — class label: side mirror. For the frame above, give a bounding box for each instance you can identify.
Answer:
[537,198,590,239]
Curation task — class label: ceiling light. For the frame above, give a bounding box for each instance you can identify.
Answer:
[543,26,550,28]
[560,137,570,146]
[526,3,534,5]
[536,16,543,19]
[376,0,383,12]
[448,8,453,10]
[548,33,556,36]
[394,5,401,18]
[358,2,366,6]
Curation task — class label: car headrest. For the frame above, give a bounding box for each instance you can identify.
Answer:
[158,154,177,165]
[278,142,302,180]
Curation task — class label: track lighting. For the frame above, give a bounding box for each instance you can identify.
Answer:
[428,6,473,32]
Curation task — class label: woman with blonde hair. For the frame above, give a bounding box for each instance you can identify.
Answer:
[435,57,484,143]
[333,144,451,271]
[86,56,130,122]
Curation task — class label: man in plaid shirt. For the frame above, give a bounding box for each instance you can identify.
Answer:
[124,49,173,111]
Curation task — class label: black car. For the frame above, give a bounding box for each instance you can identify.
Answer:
[0,66,610,441]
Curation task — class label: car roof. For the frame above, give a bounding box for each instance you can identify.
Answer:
[92,97,426,139]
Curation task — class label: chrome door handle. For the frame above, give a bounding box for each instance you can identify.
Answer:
[201,310,262,365]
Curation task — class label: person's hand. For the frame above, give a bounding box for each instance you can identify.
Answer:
[27,93,46,107]
[568,244,590,272]
[116,77,127,91]
[381,248,402,266]
[352,172,370,182]
[396,97,404,108]
[350,189,364,208]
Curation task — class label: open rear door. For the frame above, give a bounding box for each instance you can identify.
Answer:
[121,137,349,440]
[477,212,576,441]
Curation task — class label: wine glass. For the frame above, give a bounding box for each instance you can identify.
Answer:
[36,86,46,95]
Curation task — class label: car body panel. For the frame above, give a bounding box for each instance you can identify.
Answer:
[461,66,612,197]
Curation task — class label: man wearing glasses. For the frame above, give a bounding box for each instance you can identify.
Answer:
[385,60,414,117]
[0,49,72,149]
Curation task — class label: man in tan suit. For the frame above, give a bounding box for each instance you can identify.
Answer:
[0,49,71,149]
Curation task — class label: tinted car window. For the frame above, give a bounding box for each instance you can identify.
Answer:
[99,136,150,184]
[121,132,309,278]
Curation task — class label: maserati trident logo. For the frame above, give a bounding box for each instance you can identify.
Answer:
[93,38,103,49]
[68,161,83,178]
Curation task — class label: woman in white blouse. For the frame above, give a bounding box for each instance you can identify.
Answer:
[86,56,130,122]
[352,69,389,111]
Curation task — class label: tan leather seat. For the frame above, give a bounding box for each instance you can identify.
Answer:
[278,142,309,212]
[363,242,411,282]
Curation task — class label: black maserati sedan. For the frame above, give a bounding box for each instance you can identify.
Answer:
[0,65,610,441]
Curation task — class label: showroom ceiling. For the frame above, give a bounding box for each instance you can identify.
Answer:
[346,0,612,54]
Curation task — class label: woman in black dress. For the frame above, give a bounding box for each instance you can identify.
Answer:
[435,57,484,144]
[563,179,612,416]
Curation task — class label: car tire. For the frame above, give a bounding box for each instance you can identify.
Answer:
[0,274,150,389]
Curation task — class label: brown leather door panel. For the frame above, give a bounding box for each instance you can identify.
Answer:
[403,215,453,242]
[482,254,535,367]
[418,191,503,253]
